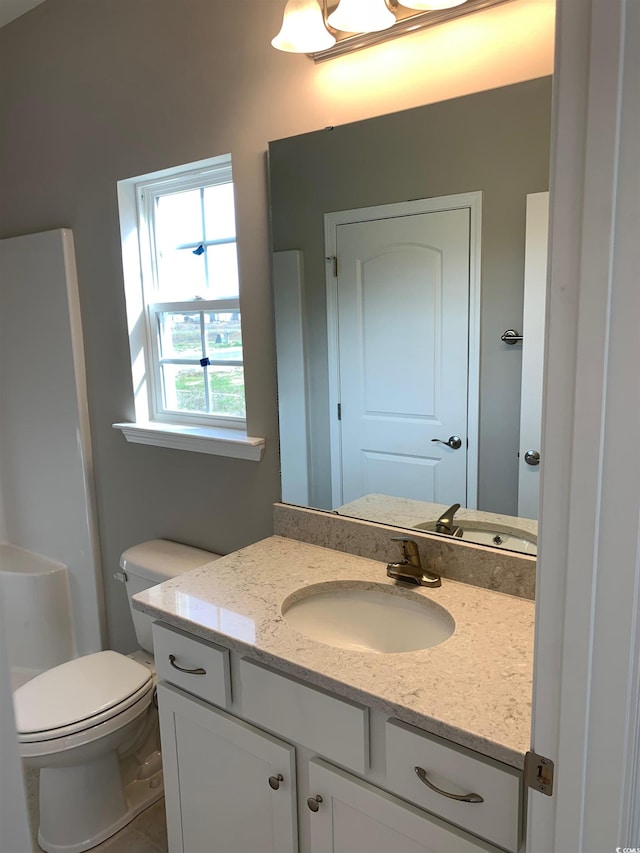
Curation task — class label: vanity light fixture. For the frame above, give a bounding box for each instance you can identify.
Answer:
[271,0,337,53]
[402,0,467,10]
[327,0,396,33]
[271,0,512,62]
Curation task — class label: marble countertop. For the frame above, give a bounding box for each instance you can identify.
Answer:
[134,535,534,769]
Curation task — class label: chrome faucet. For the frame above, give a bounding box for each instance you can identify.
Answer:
[435,503,461,536]
[386,537,441,588]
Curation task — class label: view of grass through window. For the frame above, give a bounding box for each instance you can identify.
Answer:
[159,311,245,419]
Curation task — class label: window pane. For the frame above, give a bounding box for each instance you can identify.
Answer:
[204,312,242,361]
[156,244,207,298]
[206,242,239,298]
[162,364,206,414]
[158,312,203,359]
[203,183,236,241]
[156,189,203,248]
[209,366,246,419]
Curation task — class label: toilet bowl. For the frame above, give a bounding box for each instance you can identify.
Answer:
[12,540,221,853]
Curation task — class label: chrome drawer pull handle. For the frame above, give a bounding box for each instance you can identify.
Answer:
[168,654,207,675]
[414,766,484,803]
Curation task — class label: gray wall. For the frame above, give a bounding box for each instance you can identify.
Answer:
[269,78,552,514]
[0,0,553,652]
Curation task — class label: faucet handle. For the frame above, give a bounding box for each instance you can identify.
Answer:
[390,536,419,562]
[387,537,440,587]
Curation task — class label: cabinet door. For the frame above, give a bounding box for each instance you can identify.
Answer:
[307,759,498,853]
[158,682,297,853]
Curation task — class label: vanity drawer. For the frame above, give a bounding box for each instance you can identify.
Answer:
[153,622,231,709]
[239,658,369,774]
[385,719,521,853]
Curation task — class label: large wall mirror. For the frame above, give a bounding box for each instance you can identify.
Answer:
[269,77,552,555]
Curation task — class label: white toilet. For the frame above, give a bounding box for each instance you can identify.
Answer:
[13,539,220,853]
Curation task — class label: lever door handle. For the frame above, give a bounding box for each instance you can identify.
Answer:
[501,329,523,344]
[431,435,462,450]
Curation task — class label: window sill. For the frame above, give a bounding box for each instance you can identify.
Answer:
[113,421,265,461]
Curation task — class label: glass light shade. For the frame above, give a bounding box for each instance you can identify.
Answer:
[401,0,467,9]
[272,0,336,53]
[327,0,396,33]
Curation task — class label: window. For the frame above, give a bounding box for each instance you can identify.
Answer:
[115,155,264,460]
[139,160,245,427]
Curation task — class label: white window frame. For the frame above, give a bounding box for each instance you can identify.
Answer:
[114,154,265,461]
[137,163,245,430]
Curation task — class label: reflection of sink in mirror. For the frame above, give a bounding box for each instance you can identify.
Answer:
[281,581,455,654]
[414,521,537,556]
[335,495,538,557]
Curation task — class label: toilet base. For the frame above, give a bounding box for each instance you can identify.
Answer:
[37,752,164,853]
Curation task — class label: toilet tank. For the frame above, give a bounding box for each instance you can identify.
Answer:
[120,539,221,653]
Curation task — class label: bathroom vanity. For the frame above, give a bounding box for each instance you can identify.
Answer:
[133,533,534,853]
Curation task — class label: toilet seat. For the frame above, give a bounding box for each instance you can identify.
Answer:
[14,650,153,743]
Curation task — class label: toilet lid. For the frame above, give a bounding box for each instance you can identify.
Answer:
[14,650,153,735]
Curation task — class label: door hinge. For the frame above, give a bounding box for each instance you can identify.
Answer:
[325,256,338,277]
[525,750,554,797]
[337,403,342,420]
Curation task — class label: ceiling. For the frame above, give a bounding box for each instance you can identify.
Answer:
[0,0,45,28]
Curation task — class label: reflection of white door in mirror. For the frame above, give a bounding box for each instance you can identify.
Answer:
[517,191,549,519]
[325,193,481,509]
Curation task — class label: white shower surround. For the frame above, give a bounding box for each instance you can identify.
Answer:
[0,229,105,656]
[0,544,75,688]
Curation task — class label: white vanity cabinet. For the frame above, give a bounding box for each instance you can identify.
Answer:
[153,622,522,853]
[307,759,499,853]
[157,683,298,853]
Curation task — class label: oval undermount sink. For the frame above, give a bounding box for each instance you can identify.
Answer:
[456,525,537,554]
[281,581,454,654]
[415,520,537,555]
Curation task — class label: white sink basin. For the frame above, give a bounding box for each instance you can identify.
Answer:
[281,581,454,653]
[456,524,537,554]
[415,521,537,555]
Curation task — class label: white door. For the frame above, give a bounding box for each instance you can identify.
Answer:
[333,204,473,507]
[528,1,640,851]
[517,192,549,520]
[157,683,297,853]
[307,759,498,853]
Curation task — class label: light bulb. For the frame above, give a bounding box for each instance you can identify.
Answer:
[272,0,336,53]
[327,0,396,34]
[401,0,467,10]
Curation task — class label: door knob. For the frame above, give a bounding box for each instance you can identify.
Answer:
[268,774,284,790]
[524,450,540,466]
[431,436,462,450]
